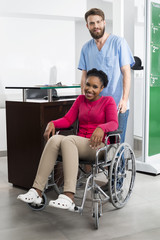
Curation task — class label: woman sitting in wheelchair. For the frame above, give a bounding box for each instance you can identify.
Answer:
[17,68,118,211]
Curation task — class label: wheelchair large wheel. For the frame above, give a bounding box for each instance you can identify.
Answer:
[28,193,47,211]
[108,143,136,209]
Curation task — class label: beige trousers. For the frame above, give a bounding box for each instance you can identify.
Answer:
[33,135,104,194]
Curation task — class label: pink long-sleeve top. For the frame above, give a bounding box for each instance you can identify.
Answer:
[52,95,118,141]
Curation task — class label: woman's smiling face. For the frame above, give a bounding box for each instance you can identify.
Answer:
[84,76,104,101]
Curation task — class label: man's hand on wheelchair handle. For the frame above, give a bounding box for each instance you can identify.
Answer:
[89,127,104,149]
[44,122,55,141]
[118,99,127,113]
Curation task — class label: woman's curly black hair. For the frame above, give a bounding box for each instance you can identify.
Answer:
[86,68,108,88]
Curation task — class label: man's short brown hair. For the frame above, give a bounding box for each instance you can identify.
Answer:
[85,8,105,22]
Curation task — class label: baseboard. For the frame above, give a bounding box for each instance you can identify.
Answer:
[0,151,7,157]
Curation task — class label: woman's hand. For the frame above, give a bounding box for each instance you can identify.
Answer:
[43,122,55,142]
[89,127,104,149]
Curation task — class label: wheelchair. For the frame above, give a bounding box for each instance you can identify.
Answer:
[28,130,136,230]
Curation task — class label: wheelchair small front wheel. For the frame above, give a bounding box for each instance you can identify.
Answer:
[92,191,101,230]
[93,201,99,230]
[109,143,136,209]
[28,193,47,211]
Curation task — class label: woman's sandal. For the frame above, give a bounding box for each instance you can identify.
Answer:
[17,188,42,204]
[49,194,78,212]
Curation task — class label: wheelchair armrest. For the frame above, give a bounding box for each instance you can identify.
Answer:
[55,120,78,136]
[56,126,74,132]
[106,129,122,144]
[56,126,77,136]
[106,130,122,136]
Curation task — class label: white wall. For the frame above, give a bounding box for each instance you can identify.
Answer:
[75,20,91,84]
[123,0,135,147]
[134,0,145,138]
[0,17,76,99]
[0,0,86,18]
[0,0,86,152]
[113,0,124,37]
[134,26,144,138]
[87,0,113,21]
[0,0,87,106]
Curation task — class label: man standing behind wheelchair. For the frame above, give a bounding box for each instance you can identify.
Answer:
[78,8,135,143]
[17,68,118,211]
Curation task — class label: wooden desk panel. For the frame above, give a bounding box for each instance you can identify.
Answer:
[6,100,75,189]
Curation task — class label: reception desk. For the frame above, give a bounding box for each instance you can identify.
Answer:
[6,95,78,189]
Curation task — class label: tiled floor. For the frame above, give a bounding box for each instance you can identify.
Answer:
[1,156,160,240]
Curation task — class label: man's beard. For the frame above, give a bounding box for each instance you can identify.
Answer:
[89,26,105,39]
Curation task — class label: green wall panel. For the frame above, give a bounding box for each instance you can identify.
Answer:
[149,87,160,156]
[151,26,160,45]
[151,2,160,26]
[150,45,160,76]
[149,2,160,156]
